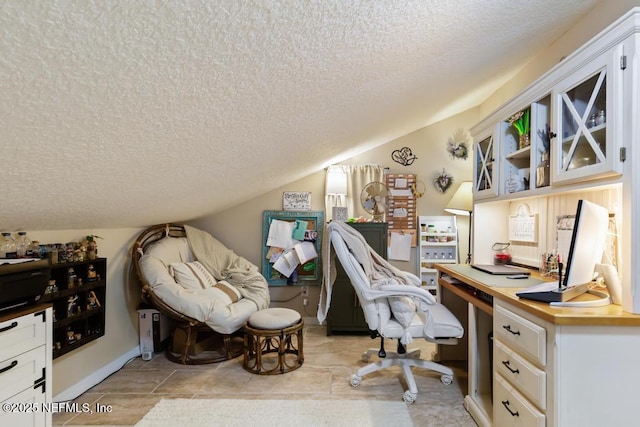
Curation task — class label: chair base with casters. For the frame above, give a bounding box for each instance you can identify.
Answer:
[351,336,454,404]
[327,221,464,404]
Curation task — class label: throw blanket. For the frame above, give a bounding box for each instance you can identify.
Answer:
[185,225,270,310]
[318,221,423,343]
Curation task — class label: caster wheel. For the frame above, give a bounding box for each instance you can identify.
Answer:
[402,390,417,404]
[349,374,362,387]
[441,374,453,385]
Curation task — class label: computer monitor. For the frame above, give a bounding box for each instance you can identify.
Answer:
[516,199,609,303]
[562,199,609,288]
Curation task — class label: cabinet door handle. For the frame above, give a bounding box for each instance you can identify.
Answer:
[501,400,519,417]
[502,324,520,335]
[0,360,18,374]
[0,321,18,334]
[502,360,520,374]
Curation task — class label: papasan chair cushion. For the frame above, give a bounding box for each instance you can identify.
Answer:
[137,224,270,335]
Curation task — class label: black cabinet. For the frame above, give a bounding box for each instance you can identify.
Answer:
[326,222,387,335]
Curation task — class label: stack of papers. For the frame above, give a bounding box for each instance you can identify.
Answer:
[272,241,318,277]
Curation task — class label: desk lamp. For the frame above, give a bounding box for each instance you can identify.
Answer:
[444,181,473,263]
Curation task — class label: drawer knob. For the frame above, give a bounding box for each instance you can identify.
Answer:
[501,400,520,417]
[0,321,18,334]
[0,360,18,374]
[502,324,520,335]
[501,360,520,374]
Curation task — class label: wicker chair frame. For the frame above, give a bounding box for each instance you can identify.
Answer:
[132,223,243,364]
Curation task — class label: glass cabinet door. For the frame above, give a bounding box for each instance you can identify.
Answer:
[553,48,622,184]
[473,128,498,199]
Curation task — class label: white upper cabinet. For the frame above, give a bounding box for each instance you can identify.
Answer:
[471,16,632,198]
[552,44,624,185]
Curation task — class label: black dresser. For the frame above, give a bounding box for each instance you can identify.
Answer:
[326,222,387,335]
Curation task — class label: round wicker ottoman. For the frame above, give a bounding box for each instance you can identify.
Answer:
[243,308,304,375]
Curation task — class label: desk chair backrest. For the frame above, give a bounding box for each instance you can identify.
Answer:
[329,226,386,332]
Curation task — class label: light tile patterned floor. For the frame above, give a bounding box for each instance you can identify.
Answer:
[53,324,476,426]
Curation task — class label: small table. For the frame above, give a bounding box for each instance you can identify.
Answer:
[243,308,304,375]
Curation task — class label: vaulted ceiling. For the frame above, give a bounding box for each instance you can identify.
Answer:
[1,0,600,230]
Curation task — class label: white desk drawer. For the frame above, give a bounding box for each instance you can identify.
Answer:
[0,346,46,403]
[494,304,546,366]
[495,339,546,410]
[0,309,47,362]
[494,374,545,427]
[0,379,49,427]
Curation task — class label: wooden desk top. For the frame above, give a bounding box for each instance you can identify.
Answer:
[435,264,640,326]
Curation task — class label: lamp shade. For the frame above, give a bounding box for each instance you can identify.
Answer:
[326,167,348,195]
[444,181,473,216]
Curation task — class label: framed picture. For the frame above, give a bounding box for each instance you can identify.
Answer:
[283,191,311,210]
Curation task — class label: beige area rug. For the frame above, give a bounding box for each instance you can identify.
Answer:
[135,398,413,427]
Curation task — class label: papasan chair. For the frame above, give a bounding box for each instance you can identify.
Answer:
[132,223,270,364]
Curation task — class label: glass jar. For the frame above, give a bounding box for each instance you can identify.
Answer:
[536,151,550,188]
[15,231,31,258]
[492,242,512,265]
[1,232,17,258]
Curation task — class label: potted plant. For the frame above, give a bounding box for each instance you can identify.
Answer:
[507,109,530,149]
[84,235,103,260]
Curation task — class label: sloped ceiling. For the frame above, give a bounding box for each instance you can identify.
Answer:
[1,0,599,231]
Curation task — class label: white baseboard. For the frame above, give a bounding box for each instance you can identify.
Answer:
[53,346,141,402]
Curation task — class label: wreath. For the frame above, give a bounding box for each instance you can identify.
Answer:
[433,169,454,194]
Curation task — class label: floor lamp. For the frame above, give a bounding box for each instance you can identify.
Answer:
[444,181,473,264]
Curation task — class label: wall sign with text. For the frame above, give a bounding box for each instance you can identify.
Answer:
[283,191,311,210]
[508,203,538,243]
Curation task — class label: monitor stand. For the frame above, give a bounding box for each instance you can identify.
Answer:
[516,281,591,303]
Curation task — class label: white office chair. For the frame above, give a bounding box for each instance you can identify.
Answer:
[327,221,464,404]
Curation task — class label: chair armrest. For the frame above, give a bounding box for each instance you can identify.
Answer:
[362,284,437,307]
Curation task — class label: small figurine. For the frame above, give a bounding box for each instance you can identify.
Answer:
[67,267,77,288]
[45,279,57,294]
[87,264,97,282]
[67,329,76,344]
[67,295,79,317]
[65,243,74,263]
[87,291,101,310]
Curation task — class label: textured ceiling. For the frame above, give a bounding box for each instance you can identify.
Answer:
[1,0,599,231]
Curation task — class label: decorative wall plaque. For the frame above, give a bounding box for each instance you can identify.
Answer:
[509,203,538,243]
[283,192,311,210]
